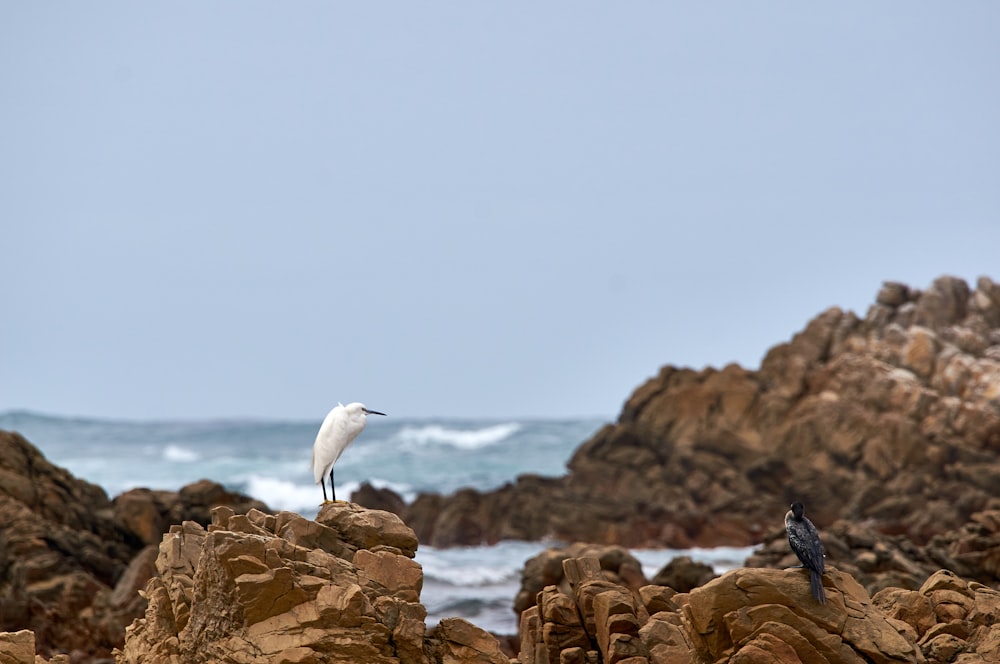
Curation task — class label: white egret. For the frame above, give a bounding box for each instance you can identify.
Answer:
[311,402,386,503]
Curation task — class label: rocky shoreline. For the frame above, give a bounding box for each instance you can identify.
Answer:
[2,275,1000,663]
[375,276,1000,549]
[2,488,999,662]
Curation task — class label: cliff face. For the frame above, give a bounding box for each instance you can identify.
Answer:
[396,276,1000,548]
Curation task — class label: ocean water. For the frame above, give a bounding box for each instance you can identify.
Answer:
[0,410,754,634]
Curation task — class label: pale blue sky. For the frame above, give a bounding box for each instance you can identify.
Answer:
[3,3,998,420]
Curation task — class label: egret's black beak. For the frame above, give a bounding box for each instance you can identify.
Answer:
[364,408,387,416]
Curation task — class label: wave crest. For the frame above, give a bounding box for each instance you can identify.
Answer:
[396,423,521,450]
[163,444,200,462]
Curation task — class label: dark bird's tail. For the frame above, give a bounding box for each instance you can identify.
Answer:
[809,569,826,604]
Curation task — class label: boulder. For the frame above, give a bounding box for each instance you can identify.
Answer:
[873,570,1000,663]
[352,481,408,516]
[425,618,510,664]
[400,276,1000,548]
[113,481,269,547]
[0,630,38,664]
[0,629,70,664]
[650,556,717,593]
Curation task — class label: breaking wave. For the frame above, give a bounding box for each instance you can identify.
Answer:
[239,475,415,517]
[395,423,521,450]
[162,444,200,462]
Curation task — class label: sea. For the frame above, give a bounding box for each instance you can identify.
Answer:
[0,410,754,635]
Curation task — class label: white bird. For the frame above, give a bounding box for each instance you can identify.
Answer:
[311,402,386,503]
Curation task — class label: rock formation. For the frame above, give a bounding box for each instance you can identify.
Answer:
[874,569,1000,663]
[0,430,267,661]
[115,503,508,664]
[748,510,1000,595]
[513,542,651,618]
[0,630,70,664]
[6,274,1000,662]
[389,275,1000,548]
[515,554,1000,664]
[4,424,1000,663]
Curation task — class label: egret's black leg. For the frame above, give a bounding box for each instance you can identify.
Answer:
[321,478,328,503]
[329,468,336,502]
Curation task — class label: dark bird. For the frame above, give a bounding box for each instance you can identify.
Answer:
[784,501,826,603]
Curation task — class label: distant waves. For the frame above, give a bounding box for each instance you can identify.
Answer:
[0,413,602,520]
[162,444,200,462]
[394,422,522,449]
[0,411,754,637]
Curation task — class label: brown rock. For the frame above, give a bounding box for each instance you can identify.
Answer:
[116,504,515,664]
[117,506,428,663]
[351,481,408,516]
[877,281,911,307]
[425,618,509,664]
[592,588,640,660]
[748,509,1000,600]
[399,276,1000,549]
[650,556,717,592]
[513,543,649,619]
[0,630,36,664]
[0,432,154,660]
[316,501,419,558]
[113,480,269,546]
[0,429,273,662]
[514,562,961,664]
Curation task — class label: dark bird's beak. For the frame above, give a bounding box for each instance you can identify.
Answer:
[364,408,387,416]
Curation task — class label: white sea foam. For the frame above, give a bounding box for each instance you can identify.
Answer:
[396,423,521,450]
[420,554,520,586]
[242,475,320,513]
[417,540,756,634]
[417,540,551,585]
[162,444,200,462]
[240,475,416,516]
[0,412,757,638]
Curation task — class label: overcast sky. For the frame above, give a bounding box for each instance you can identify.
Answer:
[2,3,998,421]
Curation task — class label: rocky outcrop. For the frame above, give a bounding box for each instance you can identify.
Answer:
[0,629,70,664]
[115,503,508,664]
[513,542,650,618]
[875,570,1000,663]
[390,276,1000,548]
[747,509,1000,595]
[515,554,1000,664]
[0,430,268,661]
[113,480,269,547]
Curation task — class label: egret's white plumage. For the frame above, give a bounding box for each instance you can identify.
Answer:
[311,402,386,503]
